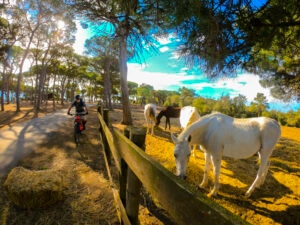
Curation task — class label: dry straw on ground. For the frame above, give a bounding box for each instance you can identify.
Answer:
[4,167,63,209]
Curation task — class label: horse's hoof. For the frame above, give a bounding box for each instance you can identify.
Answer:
[244,192,251,198]
[207,191,217,198]
[199,183,207,189]
[207,192,213,198]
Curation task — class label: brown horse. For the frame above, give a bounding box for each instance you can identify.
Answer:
[156,106,181,130]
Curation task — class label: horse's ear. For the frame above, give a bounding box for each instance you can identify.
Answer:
[171,133,178,144]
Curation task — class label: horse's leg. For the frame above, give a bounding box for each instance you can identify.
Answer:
[165,117,169,130]
[208,152,222,197]
[245,148,273,197]
[191,144,197,157]
[151,120,154,135]
[199,151,211,189]
[146,118,150,134]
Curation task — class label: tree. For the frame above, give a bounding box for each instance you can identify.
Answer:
[136,83,155,104]
[213,95,232,115]
[155,90,170,106]
[246,41,300,101]
[128,81,138,101]
[179,86,196,107]
[6,0,75,112]
[73,0,167,124]
[0,9,21,111]
[165,0,300,101]
[85,36,119,110]
[231,94,247,117]
[164,93,180,107]
[251,93,269,117]
[192,97,215,115]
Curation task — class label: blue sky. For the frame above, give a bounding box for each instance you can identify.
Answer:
[74,22,300,112]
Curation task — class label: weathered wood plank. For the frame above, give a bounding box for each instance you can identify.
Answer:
[97,113,121,172]
[114,128,249,225]
[98,112,248,225]
[98,112,131,225]
[125,126,147,225]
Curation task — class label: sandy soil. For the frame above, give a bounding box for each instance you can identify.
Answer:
[109,106,300,225]
[0,102,299,225]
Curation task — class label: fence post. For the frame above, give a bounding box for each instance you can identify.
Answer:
[125,126,146,225]
[102,109,111,164]
[120,127,131,207]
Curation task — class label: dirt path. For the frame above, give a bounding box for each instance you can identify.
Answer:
[0,104,122,225]
[0,103,168,225]
[0,108,74,176]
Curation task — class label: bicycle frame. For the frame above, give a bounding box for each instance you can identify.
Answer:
[69,112,86,146]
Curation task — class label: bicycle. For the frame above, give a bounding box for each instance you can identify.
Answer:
[69,112,86,146]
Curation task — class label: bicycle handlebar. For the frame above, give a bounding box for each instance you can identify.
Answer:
[69,112,87,116]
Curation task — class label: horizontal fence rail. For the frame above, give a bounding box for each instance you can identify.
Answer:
[97,108,249,225]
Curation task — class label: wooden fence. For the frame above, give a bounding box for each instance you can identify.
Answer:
[97,107,249,225]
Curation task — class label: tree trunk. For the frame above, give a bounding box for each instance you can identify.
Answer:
[119,36,132,125]
[1,65,6,111]
[36,39,51,112]
[16,23,40,112]
[60,76,67,105]
[104,59,113,110]
[52,74,56,111]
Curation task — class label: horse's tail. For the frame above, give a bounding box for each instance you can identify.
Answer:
[149,107,155,118]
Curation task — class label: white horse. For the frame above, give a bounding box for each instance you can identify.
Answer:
[171,112,281,197]
[179,106,201,156]
[144,103,157,135]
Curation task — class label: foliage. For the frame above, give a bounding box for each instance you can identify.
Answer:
[163,0,300,101]
[178,86,196,107]
[136,83,155,104]
[85,36,119,109]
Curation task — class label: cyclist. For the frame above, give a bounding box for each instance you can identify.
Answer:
[67,95,88,130]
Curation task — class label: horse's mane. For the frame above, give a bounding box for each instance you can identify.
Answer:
[156,110,164,120]
[177,112,221,141]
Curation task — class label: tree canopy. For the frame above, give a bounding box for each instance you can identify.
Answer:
[1,0,300,119]
[163,0,300,101]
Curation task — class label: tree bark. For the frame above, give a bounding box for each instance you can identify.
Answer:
[1,65,6,111]
[104,59,113,110]
[16,23,40,112]
[119,36,132,125]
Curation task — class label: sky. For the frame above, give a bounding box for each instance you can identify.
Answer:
[73,22,300,112]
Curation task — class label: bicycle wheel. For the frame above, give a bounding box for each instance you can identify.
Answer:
[74,124,80,146]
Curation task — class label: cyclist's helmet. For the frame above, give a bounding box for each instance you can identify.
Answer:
[75,95,80,100]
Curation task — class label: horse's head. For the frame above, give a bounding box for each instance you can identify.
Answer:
[155,115,160,126]
[156,111,164,126]
[171,133,191,180]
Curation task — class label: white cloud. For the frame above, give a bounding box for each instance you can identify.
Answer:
[213,74,272,101]
[128,63,274,103]
[156,36,172,45]
[159,46,169,53]
[128,63,186,90]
